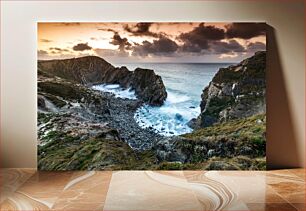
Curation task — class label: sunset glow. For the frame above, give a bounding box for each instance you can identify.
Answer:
[38,22,266,63]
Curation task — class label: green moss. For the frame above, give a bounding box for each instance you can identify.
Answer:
[157,162,183,170]
[156,156,266,171]
[203,96,234,119]
[38,113,55,124]
[177,114,266,163]
[38,133,157,170]
[202,156,266,170]
[42,130,61,142]
[156,162,205,170]
[183,114,266,140]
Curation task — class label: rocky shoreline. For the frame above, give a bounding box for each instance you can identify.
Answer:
[97,93,164,150]
[38,77,163,151]
[37,52,266,170]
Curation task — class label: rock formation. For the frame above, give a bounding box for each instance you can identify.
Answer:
[190,51,266,128]
[38,56,167,105]
[37,52,267,170]
[153,51,267,170]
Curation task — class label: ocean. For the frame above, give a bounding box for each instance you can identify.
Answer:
[93,63,234,136]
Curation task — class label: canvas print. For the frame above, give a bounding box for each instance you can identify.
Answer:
[37,22,266,170]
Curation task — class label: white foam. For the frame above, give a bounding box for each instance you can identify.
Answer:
[92,84,137,100]
[166,91,190,104]
[134,90,201,136]
[103,84,120,89]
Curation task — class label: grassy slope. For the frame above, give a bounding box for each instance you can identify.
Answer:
[38,113,266,170]
[38,113,157,170]
[159,114,266,170]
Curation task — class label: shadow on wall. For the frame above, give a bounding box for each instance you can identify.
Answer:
[266,25,300,169]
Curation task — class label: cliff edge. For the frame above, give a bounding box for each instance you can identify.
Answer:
[38,56,167,106]
[190,51,266,128]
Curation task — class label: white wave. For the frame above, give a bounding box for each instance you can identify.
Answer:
[134,92,200,136]
[103,84,120,89]
[166,91,190,104]
[92,84,137,100]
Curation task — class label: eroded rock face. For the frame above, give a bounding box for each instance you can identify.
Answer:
[38,56,167,105]
[192,51,266,128]
[132,68,167,106]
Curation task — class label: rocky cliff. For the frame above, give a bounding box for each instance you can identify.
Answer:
[38,56,167,106]
[152,51,267,170]
[190,51,266,128]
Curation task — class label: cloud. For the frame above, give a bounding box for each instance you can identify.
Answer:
[124,22,159,37]
[49,47,62,51]
[72,43,92,51]
[94,48,129,57]
[132,36,178,57]
[90,37,108,41]
[98,28,117,33]
[109,32,132,51]
[178,23,226,52]
[38,50,48,56]
[225,23,266,39]
[219,52,239,59]
[49,47,70,54]
[211,40,246,54]
[49,47,67,51]
[40,39,53,43]
[180,42,204,53]
[247,41,266,52]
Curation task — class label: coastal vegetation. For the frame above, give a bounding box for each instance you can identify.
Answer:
[37,52,266,170]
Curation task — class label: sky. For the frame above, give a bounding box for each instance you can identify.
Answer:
[38,22,266,63]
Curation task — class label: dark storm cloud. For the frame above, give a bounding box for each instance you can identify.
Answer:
[178,23,226,52]
[211,40,246,54]
[247,41,266,52]
[109,32,132,51]
[225,23,266,39]
[40,39,53,43]
[180,23,225,40]
[132,36,178,57]
[124,22,159,37]
[72,43,92,51]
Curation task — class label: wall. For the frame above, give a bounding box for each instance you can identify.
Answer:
[1,0,305,168]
